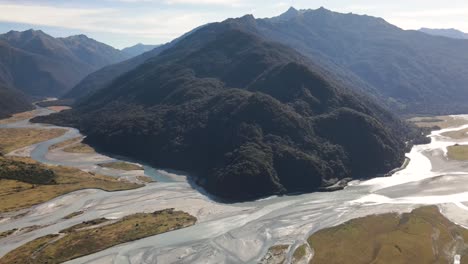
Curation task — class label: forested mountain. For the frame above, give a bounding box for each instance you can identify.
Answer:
[420,28,468,39]
[0,29,129,97]
[65,8,468,115]
[34,19,416,201]
[122,43,160,57]
[0,83,32,119]
[252,7,468,114]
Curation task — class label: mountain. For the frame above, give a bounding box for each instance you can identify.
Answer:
[0,29,130,98]
[419,28,468,39]
[64,8,468,115]
[122,43,160,57]
[63,26,203,100]
[59,34,129,68]
[34,19,415,201]
[250,8,468,114]
[62,44,169,101]
[0,83,32,119]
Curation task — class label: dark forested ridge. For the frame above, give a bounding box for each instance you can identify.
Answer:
[34,20,419,201]
[0,29,129,98]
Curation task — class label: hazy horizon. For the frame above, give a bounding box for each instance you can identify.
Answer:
[0,0,467,49]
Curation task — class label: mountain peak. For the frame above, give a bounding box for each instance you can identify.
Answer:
[311,6,333,15]
[239,14,255,21]
[285,6,298,14]
[276,6,301,21]
[66,34,92,41]
[1,29,53,43]
[5,29,44,36]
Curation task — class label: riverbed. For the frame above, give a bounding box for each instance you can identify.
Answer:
[2,108,468,264]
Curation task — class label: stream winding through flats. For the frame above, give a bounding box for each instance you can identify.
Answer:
[2,108,468,263]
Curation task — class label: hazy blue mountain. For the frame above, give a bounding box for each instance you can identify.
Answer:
[122,43,160,57]
[35,19,418,201]
[419,28,468,39]
[60,34,130,68]
[63,26,203,100]
[0,29,130,97]
[63,44,169,101]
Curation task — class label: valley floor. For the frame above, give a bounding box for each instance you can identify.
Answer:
[2,107,468,263]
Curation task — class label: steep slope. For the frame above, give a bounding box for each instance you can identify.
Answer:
[35,21,412,201]
[62,45,168,101]
[59,35,128,68]
[0,41,34,118]
[63,26,203,101]
[0,83,32,119]
[0,30,129,97]
[252,7,468,114]
[420,28,468,39]
[0,38,81,96]
[122,43,160,57]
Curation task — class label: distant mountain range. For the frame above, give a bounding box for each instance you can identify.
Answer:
[65,8,468,115]
[122,43,160,57]
[35,14,418,201]
[419,28,468,39]
[0,29,133,117]
[63,28,200,101]
[0,30,130,97]
[251,7,468,114]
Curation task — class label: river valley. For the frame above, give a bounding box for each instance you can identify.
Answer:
[2,107,468,263]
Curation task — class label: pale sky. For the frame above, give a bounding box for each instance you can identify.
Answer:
[0,0,467,49]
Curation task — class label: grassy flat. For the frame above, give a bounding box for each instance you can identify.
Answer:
[137,176,154,183]
[0,209,197,264]
[0,110,39,125]
[0,157,142,213]
[49,137,95,154]
[49,137,83,151]
[409,115,468,129]
[306,206,468,264]
[99,162,143,171]
[61,218,109,233]
[292,244,308,262]
[442,128,468,140]
[0,229,17,239]
[46,106,71,112]
[0,128,67,154]
[62,211,84,220]
[260,245,289,264]
[62,142,95,154]
[447,145,468,161]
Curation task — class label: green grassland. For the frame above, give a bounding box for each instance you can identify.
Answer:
[98,162,143,171]
[0,156,142,213]
[0,209,197,264]
[306,206,468,264]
